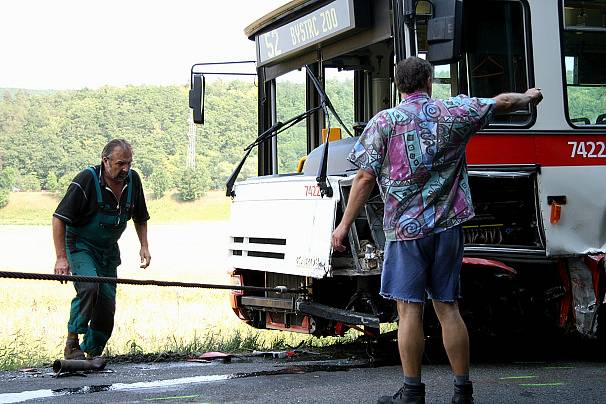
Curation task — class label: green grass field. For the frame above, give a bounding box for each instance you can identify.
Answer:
[0,276,340,370]
[0,191,360,370]
[0,190,231,225]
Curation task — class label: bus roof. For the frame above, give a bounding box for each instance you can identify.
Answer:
[244,0,323,39]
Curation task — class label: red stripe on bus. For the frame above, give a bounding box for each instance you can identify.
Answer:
[466,134,606,166]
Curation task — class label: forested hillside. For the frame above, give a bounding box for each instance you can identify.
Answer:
[0,79,358,204]
[0,81,270,201]
[0,73,603,207]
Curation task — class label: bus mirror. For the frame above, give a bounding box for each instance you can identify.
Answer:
[189,74,205,124]
[426,0,463,65]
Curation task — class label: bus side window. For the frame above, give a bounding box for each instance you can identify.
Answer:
[462,0,531,125]
[432,64,452,99]
[562,1,606,127]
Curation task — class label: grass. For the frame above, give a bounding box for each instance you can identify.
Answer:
[147,191,230,223]
[0,190,231,225]
[0,191,364,370]
[0,275,357,370]
[0,192,60,225]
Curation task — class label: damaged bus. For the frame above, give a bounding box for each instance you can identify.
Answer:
[189,0,606,340]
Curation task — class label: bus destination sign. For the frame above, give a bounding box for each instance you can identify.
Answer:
[256,0,356,65]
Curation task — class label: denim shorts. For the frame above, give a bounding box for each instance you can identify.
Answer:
[380,225,464,303]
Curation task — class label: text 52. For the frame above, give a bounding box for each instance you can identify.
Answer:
[567,141,606,158]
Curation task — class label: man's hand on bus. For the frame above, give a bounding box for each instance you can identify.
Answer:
[331,170,376,253]
[493,88,543,113]
[525,88,543,106]
[332,223,350,252]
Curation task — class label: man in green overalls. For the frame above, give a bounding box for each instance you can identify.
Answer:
[52,139,151,359]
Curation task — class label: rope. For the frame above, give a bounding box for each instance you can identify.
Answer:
[0,271,307,294]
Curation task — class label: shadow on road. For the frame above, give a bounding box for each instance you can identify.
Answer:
[325,331,606,368]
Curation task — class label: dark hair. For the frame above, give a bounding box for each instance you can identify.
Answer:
[395,57,432,94]
[102,139,132,159]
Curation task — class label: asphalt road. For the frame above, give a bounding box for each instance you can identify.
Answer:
[1,341,606,404]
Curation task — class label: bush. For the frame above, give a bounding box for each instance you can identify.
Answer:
[45,172,59,192]
[209,161,235,190]
[58,171,79,194]
[18,174,41,192]
[0,188,8,208]
[177,166,210,201]
[148,167,172,199]
[0,167,18,190]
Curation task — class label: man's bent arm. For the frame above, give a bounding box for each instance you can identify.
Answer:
[134,221,151,268]
[331,170,376,252]
[493,88,543,113]
[52,217,70,276]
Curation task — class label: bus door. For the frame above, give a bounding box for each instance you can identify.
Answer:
[539,0,606,255]
[227,0,394,278]
[422,0,606,256]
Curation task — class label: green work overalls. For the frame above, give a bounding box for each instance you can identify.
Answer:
[66,167,133,356]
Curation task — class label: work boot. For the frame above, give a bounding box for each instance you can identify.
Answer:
[377,383,425,404]
[64,337,85,360]
[452,381,474,404]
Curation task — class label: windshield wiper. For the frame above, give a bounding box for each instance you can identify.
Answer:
[226,66,350,198]
[305,66,353,138]
[304,66,353,198]
[226,105,323,197]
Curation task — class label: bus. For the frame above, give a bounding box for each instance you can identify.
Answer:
[189,0,606,340]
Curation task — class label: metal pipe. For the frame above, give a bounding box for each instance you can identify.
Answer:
[52,358,107,374]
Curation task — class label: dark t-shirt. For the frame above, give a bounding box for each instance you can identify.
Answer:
[53,165,150,226]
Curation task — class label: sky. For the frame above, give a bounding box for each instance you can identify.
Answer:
[0,0,289,90]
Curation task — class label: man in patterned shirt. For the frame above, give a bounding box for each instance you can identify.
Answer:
[331,56,542,404]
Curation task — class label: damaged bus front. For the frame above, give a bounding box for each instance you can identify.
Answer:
[189,0,606,340]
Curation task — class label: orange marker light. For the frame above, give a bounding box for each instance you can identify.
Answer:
[322,127,342,142]
[550,202,561,224]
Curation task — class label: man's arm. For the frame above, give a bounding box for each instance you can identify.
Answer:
[134,221,151,268]
[52,217,70,278]
[331,170,376,252]
[492,88,543,113]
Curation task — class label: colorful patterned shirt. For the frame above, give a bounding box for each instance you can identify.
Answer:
[348,92,495,241]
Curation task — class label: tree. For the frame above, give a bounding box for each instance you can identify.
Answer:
[46,172,59,192]
[18,173,41,191]
[0,167,11,208]
[148,166,172,199]
[0,167,18,190]
[58,171,79,194]
[177,165,210,201]
[0,188,8,209]
[0,79,363,193]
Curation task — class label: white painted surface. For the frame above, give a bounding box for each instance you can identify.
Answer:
[529,0,569,131]
[539,166,606,255]
[229,175,340,278]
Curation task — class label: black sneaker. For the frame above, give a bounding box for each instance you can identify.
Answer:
[377,383,425,404]
[452,381,474,404]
